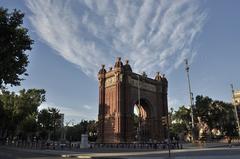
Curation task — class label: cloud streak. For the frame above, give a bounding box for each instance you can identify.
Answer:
[83,104,92,110]
[26,0,207,77]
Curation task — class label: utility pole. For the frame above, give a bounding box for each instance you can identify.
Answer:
[161,115,171,156]
[137,75,141,141]
[231,84,240,136]
[185,59,195,142]
[166,112,171,157]
[138,75,141,111]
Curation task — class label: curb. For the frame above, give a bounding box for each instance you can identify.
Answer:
[61,154,92,158]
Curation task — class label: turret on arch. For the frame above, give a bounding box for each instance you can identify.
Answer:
[97,57,168,143]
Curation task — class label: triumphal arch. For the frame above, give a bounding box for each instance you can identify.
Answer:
[97,57,168,143]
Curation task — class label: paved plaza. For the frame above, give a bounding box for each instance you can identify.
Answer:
[1,143,240,159]
[63,147,240,158]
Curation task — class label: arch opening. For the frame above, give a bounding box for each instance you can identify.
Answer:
[132,99,151,142]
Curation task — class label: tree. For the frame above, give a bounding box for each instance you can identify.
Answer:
[214,101,236,136]
[0,91,17,139]
[173,106,191,127]
[0,100,4,125]
[37,109,51,140]
[38,107,62,141]
[48,108,61,142]
[0,7,33,88]
[0,100,6,141]
[14,89,46,122]
[0,89,45,140]
[195,96,237,137]
[19,114,38,141]
[66,120,98,142]
[87,120,97,141]
[66,124,82,141]
[170,95,238,141]
[194,95,213,123]
[171,106,191,138]
[175,95,238,139]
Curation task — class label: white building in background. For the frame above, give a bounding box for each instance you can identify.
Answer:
[233,91,240,104]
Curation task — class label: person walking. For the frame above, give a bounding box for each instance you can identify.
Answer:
[227,136,232,148]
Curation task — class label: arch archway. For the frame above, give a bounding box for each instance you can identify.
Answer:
[97,58,168,143]
[133,99,153,142]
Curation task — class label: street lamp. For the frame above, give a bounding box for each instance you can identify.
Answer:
[137,75,141,142]
[185,59,195,142]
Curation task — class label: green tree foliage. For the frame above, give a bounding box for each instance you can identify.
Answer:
[37,107,62,141]
[195,95,237,136]
[171,95,238,139]
[48,108,62,131]
[173,106,191,125]
[171,106,191,137]
[194,95,213,123]
[15,89,45,122]
[38,109,51,130]
[0,101,6,141]
[20,114,38,134]
[0,89,45,140]
[66,120,97,142]
[0,7,33,88]
[0,91,16,137]
[19,114,38,140]
[66,124,82,141]
[87,120,97,141]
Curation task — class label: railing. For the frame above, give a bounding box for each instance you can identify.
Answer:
[2,140,183,150]
[4,137,240,150]
[3,141,70,150]
[90,142,182,149]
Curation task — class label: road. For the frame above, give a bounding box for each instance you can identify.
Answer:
[0,146,65,159]
[1,145,240,159]
[126,147,240,158]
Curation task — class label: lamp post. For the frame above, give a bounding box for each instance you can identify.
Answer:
[231,84,240,136]
[137,75,141,142]
[166,111,171,157]
[185,59,195,142]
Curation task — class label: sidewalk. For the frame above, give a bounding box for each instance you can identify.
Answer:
[127,156,240,159]
[182,141,240,149]
[182,142,229,149]
[1,143,239,159]
[62,146,240,158]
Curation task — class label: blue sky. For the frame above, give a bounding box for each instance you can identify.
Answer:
[1,0,240,124]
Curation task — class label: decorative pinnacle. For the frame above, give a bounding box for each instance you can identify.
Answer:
[142,71,147,77]
[117,57,121,61]
[101,64,105,69]
[155,72,162,81]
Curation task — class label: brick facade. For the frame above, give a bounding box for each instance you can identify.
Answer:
[97,57,168,143]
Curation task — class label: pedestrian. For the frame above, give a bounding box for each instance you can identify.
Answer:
[227,136,232,148]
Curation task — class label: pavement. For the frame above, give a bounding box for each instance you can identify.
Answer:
[181,142,230,149]
[60,146,240,158]
[1,142,240,159]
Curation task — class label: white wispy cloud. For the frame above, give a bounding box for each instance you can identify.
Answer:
[25,0,207,77]
[83,104,92,110]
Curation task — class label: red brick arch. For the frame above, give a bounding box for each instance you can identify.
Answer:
[97,58,168,143]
